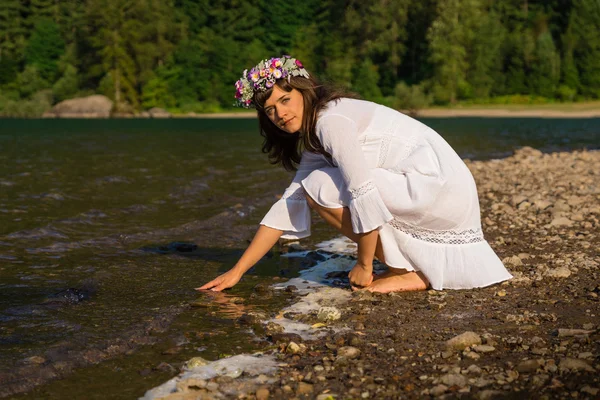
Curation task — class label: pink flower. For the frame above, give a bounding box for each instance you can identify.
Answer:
[272,69,282,79]
[271,58,282,68]
[295,59,303,68]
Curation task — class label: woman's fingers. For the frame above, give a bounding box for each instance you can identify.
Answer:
[196,277,222,291]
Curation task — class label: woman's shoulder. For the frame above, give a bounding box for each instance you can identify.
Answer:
[319,98,376,122]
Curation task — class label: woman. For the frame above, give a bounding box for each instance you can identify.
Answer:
[198,56,512,293]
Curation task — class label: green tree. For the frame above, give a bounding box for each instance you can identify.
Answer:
[571,0,600,98]
[427,0,482,103]
[353,59,382,99]
[468,11,507,98]
[0,0,26,60]
[560,17,580,95]
[87,0,140,109]
[24,19,65,82]
[529,31,561,97]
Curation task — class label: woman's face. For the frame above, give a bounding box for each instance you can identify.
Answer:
[263,85,304,134]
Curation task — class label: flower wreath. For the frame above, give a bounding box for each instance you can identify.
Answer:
[234,56,310,108]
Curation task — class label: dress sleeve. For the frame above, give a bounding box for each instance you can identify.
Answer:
[260,152,327,239]
[317,114,393,233]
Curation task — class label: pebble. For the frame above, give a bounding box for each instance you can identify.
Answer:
[185,356,210,369]
[317,306,341,322]
[557,328,593,337]
[24,356,46,364]
[446,331,482,351]
[463,351,480,360]
[316,394,338,400]
[296,382,314,395]
[466,364,482,375]
[550,216,573,227]
[336,346,361,360]
[430,384,448,396]
[255,387,270,400]
[286,341,305,355]
[473,345,496,353]
[559,358,595,372]
[440,373,467,387]
[516,359,543,373]
[580,386,599,396]
[545,267,571,278]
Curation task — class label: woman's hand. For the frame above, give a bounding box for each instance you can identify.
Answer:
[196,268,242,292]
[348,262,374,290]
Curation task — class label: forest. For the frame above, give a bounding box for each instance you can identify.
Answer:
[0,0,599,116]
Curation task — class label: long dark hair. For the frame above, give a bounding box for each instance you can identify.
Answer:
[254,76,356,171]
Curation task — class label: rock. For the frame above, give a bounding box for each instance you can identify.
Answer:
[24,356,46,364]
[440,373,467,387]
[545,267,571,278]
[557,328,593,337]
[510,195,528,207]
[317,306,341,322]
[533,199,552,210]
[336,346,361,360]
[580,386,599,396]
[473,345,496,353]
[550,217,573,227]
[559,358,595,372]
[256,387,270,400]
[316,394,338,400]
[296,382,314,395]
[185,356,210,369]
[502,255,523,267]
[265,322,284,335]
[148,107,172,118]
[477,390,505,400]
[430,384,448,396]
[516,359,543,373]
[466,364,482,375]
[578,352,593,359]
[286,342,303,354]
[270,332,303,344]
[463,351,480,360]
[43,95,113,118]
[446,331,482,351]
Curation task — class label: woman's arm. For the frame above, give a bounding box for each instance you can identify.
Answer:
[196,225,283,291]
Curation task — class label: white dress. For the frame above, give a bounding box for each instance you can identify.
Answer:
[260,98,512,290]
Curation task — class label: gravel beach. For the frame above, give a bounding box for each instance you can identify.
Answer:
[145,147,599,400]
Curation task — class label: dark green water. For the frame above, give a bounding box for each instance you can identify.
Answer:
[0,117,598,398]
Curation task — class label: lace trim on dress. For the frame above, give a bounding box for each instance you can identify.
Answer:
[377,135,392,167]
[350,181,376,199]
[390,218,485,245]
[282,187,306,201]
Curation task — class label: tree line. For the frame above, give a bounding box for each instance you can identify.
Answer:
[0,0,599,117]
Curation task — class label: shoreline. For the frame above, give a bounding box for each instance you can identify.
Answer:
[12,102,600,120]
[143,147,600,400]
[175,106,600,119]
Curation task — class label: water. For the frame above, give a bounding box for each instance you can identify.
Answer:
[0,117,598,398]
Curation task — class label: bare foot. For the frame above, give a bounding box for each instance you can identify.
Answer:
[366,269,429,293]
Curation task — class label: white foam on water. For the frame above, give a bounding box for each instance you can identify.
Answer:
[140,354,277,400]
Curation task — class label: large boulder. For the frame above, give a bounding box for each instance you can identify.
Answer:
[43,95,113,118]
[147,107,172,118]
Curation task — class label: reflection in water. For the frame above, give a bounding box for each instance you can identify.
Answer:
[191,291,253,320]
